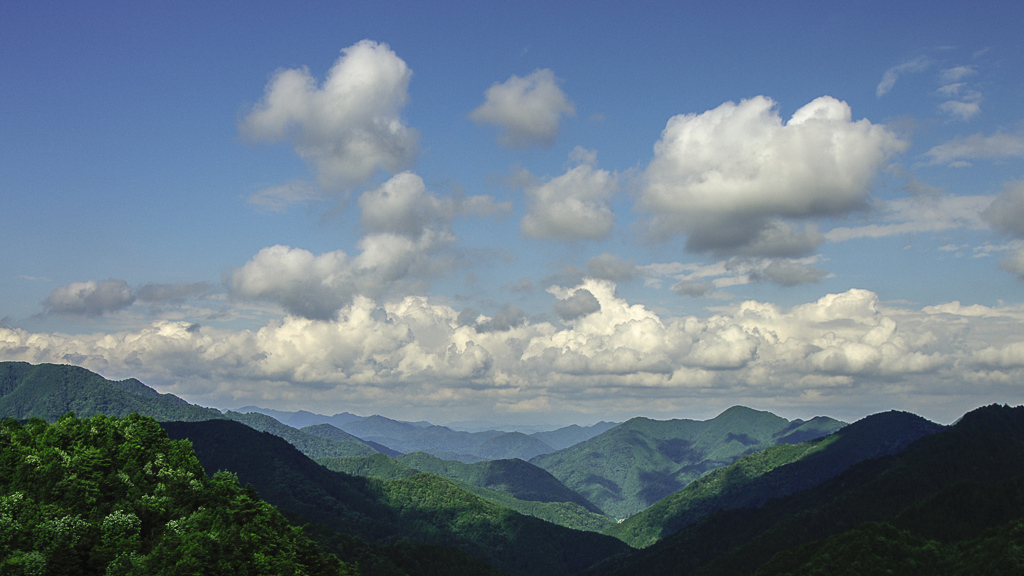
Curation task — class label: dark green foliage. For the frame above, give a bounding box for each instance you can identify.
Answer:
[0,413,350,575]
[532,406,846,519]
[585,404,1024,576]
[0,362,223,423]
[163,419,629,576]
[608,410,943,547]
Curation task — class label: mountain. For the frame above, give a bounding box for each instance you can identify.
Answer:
[531,406,846,518]
[531,421,620,450]
[235,405,365,429]
[605,410,944,547]
[162,418,631,576]
[318,452,615,532]
[223,410,381,459]
[0,361,223,422]
[301,422,403,457]
[473,431,555,460]
[586,404,1024,576]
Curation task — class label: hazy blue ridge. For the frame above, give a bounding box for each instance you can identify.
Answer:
[302,422,404,457]
[606,410,943,547]
[584,404,1024,576]
[531,406,845,519]
[223,410,380,459]
[531,421,620,451]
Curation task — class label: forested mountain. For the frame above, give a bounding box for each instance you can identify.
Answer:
[0,413,351,575]
[162,419,630,576]
[531,406,846,518]
[606,410,944,547]
[301,423,403,457]
[531,422,619,451]
[585,404,1024,576]
[0,361,223,422]
[317,451,614,531]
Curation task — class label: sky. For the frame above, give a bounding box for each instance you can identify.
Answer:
[2,1,1023,428]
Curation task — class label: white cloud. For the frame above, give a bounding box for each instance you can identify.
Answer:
[639,96,906,255]
[469,69,575,148]
[924,132,1024,166]
[7,285,1024,423]
[825,194,992,242]
[240,40,418,190]
[939,96,981,121]
[520,149,617,240]
[940,65,976,84]
[42,280,135,317]
[246,180,324,212]
[359,171,508,238]
[876,56,929,97]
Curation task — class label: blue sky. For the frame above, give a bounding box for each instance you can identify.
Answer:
[2,1,1023,427]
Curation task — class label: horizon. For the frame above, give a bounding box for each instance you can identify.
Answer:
[2,2,1023,428]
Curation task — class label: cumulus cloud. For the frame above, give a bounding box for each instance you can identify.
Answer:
[227,246,355,320]
[876,56,929,97]
[240,40,418,190]
[8,283,1024,423]
[520,149,617,240]
[924,132,1024,166]
[359,171,508,238]
[640,96,906,255]
[553,288,601,321]
[41,280,135,317]
[469,69,575,148]
[136,282,216,304]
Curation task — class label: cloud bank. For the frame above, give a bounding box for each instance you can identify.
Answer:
[9,283,1024,423]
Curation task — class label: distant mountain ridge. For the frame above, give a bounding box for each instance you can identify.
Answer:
[605,409,945,547]
[586,404,1024,576]
[531,406,847,519]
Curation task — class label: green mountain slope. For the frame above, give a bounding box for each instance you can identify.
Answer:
[163,418,631,576]
[606,410,943,547]
[0,361,223,422]
[531,421,620,451]
[302,422,403,457]
[531,406,846,518]
[586,404,1024,576]
[319,451,614,531]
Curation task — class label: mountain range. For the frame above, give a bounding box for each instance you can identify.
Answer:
[4,360,1024,574]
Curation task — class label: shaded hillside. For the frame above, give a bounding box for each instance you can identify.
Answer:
[473,431,554,460]
[318,451,614,531]
[606,410,943,547]
[0,361,223,422]
[532,406,845,518]
[586,404,1024,576]
[163,419,630,576]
